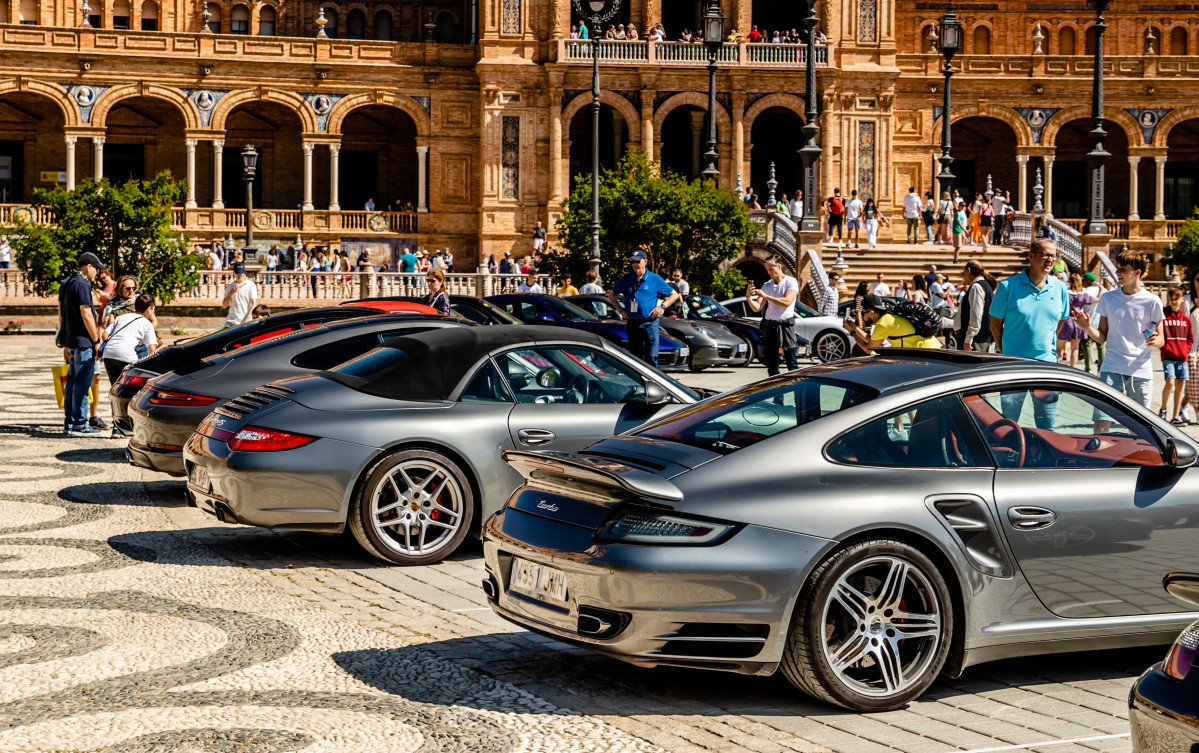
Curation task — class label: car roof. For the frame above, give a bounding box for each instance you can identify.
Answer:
[803,349,1080,394]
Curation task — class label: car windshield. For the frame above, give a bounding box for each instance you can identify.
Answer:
[635,374,875,455]
[794,301,819,318]
[685,295,734,319]
[539,296,597,322]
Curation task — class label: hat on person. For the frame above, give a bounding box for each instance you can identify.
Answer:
[505,251,512,257]
[77,252,106,269]
[232,262,246,274]
[1082,272,1097,282]
[418,249,426,256]
[860,294,889,314]
[630,250,648,261]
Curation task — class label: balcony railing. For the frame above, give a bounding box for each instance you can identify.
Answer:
[558,39,830,68]
[2,204,422,235]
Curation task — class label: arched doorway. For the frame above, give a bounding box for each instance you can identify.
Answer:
[0,92,68,203]
[101,96,188,186]
[749,107,803,204]
[751,0,802,36]
[222,101,307,210]
[339,105,419,211]
[661,0,698,37]
[948,116,1018,204]
[567,104,630,187]
[1165,119,1199,219]
[374,9,392,39]
[1052,118,1130,218]
[660,105,717,181]
[734,256,769,287]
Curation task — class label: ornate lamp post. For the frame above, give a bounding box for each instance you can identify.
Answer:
[575,0,622,280]
[936,5,961,202]
[241,145,258,250]
[797,0,822,236]
[1086,0,1112,236]
[700,0,724,181]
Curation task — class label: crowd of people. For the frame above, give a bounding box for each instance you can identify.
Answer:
[568,21,827,45]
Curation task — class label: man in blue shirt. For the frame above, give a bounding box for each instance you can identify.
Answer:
[58,252,105,437]
[398,247,418,274]
[989,239,1069,427]
[609,250,678,366]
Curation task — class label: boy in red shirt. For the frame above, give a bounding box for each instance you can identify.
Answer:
[1161,286,1193,424]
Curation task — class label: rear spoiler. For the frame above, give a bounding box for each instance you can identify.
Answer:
[503,450,684,503]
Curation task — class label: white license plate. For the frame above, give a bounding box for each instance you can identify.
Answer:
[509,558,568,606]
[736,343,746,353]
[188,464,210,490]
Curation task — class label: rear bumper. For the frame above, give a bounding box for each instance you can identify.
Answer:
[126,438,185,476]
[1129,664,1199,752]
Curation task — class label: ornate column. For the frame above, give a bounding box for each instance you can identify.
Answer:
[185,139,198,208]
[92,136,104,180]
[640,95,654,161]
[1155,154,1167,221]
[301,142,314,211]
[212,140,224,209]
[689,111,704,178]
[64,135,77,190]
[1043,155,1054,217]
[328,143,340,211]
[549,91,564,203]
[1128,155,1141,220]
[416,144,429,212]
[1016,155,1029,212]
[732,91,745,191]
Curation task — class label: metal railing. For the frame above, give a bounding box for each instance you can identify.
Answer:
[558,39,830,67]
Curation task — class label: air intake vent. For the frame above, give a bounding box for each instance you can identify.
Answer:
[932,498,1013,578]
[216,386,291,420]
[653,623,769,660]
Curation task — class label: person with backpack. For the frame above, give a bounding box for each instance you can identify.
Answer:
[843,294,943,354]
[826,189,845,245]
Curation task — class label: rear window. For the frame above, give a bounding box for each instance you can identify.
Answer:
[332,347,410,378]
[634,374,875,455]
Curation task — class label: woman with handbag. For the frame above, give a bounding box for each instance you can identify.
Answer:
[936,191,954,245]
[100,293,158,436]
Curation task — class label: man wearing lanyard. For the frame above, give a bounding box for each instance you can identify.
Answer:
[609,250,677,366]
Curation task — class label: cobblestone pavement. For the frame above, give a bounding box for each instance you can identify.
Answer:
[0,351,1174,753]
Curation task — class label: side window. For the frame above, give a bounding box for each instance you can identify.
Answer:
[493,346,648,404]
[830,394,991,468]
[498,301,542,324]
[963,388,1165,469]
[451,303,489,325]
[458,359,514,403]
[724,300,748,317]
[495,348,562,403]
[292,333,383,370]
[557,346,647,404]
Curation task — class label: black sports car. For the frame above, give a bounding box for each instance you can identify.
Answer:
[1129,572,1199,752]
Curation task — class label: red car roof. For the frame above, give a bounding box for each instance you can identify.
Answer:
[340,300,439,315]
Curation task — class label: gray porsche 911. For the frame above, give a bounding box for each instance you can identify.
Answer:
[183,326,701,565]
[482,350,1199,711]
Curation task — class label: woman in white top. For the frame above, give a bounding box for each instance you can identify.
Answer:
[101,293,158,428]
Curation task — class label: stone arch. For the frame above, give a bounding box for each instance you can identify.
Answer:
[0,79,79,126]
[652,91,731,135]
[743,93,807,132]
[209,87,317,133]
[325,91,431,137]
[1166,23,1190,55]
[1153,105,1199,148]
[560,91,641,142]
[90,83,200,130]
[1042,105,1143,147]
[916,22,936,53]
[947,103,1032,147]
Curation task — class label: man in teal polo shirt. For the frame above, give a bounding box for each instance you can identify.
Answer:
[989,239,1069,427]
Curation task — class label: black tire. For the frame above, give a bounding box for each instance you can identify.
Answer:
[813,330,850,363]
[732,334,754,367]
[780,538,954,711]
[349,448,475,566]
[688,354,708,372]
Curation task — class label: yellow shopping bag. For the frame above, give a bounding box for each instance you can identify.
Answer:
[52,363,99,409]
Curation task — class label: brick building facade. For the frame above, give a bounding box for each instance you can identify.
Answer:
[1,0,1198,270]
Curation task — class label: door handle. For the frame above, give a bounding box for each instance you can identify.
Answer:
[517,428,556,445]
[1007,506,1057,530]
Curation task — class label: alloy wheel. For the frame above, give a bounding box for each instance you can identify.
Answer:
[369,458,465,559]
[816,332,848,362]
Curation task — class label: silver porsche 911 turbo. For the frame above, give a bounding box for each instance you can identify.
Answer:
[183,326,701,565]
[482,350,1199,711]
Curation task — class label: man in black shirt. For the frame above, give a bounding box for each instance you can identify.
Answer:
[58,252,104,436]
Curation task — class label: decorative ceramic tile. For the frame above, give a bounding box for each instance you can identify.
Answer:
[412,96,431,115]
[59,84,111,125]
[300,92,346,131]
[183,89,230,127]
[1125,108,1171,145]
[858,0,877,42]
[501,0,520,35]
[614,89,642,111]
[857,121,875,198]
[1013,107,1061,144]
[502,116,520,200]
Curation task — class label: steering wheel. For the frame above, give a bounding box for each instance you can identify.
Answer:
[564,374,589,403]
[985,418,1026,468]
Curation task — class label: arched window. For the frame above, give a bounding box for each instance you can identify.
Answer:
[1084,25,1098,55]
[373,9,392,40]
[1058,26,1076,55]
[258,5,276,35]
[140,0,157,30]
[435,10,454,42]
[1145,26,1162,54]
[0,2,8,23]
[112,0,130,27]
[346,8,365,39]
[206,2,221,32]
[321,7,337,37]
[230,3,249,33]
[972,25,991,54]
[19,0,37,24]
[1170,27,1188,55]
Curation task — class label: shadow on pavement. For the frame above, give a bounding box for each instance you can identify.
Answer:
[56,447,128,464]
[59,481,189,508]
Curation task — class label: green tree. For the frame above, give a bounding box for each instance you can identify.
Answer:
[1165,208,1199,294]
[8,173,202,304]
[555,150,756,295]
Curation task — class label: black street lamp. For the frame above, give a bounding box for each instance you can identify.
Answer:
[797,0,822,235]
[241,144,258,250]
[1086,0,1112,236]
[700,0,724,181]
[575,0,623,281]
[936,4,961,202]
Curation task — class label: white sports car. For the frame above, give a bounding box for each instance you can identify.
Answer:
[719,296,851,363]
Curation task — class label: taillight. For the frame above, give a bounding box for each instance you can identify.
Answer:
[228,425,317,452]
[147,388,218,407]
[120,374,149,389]
[1163,620,1199,680]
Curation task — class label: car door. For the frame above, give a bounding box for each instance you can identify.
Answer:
[963,384,1199,617]
[495,344,675,453]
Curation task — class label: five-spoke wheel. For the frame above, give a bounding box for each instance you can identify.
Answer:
[814,331,850,363]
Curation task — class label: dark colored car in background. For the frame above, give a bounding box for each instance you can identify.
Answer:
[346,296,523,326]
[128,313,470,476]
[485,294,689,371]
[109,307,381,433]
[679,294,769,366]
[1130,572,1199,752]
[567,294,746,371]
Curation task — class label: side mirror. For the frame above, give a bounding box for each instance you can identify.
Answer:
[1164,572,1199,607]
[644,381,669,405]
[1165,437,1197,468]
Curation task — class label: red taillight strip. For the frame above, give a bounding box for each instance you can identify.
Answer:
[147,388,218,407]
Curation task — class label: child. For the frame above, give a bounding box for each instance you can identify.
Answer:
[251,304,272,320]
[1161,286,1193,424]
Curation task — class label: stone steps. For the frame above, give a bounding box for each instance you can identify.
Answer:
[818,242,1029,288]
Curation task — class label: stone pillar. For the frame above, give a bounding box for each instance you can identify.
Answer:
[92,136,104,180]
[329,143,340,210]
[301,142,315,211]
[640,98,654,161]
[1043,155,1054,217]
[689,110,704,178]
[416,145,429,212]
[185,139,198,208]
[212,140,224,209]
[732,92,745,191]
[1155,155,1167,221]
[1128,156,1141,220]
[612,117,625,164]
[549,92,563,203]
[65,135,77,190]
[1016,155,1029,212]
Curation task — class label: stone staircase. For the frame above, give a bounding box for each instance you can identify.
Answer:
[820,241,1030,290]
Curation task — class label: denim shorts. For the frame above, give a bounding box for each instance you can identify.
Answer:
[1164,359,1189,381]
[847,218,860,230]
[1097,371,1152,410]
